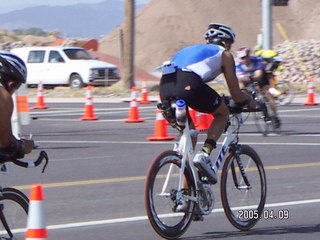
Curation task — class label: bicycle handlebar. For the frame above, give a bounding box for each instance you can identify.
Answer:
[222,96,263,114]
[1,151,49,173]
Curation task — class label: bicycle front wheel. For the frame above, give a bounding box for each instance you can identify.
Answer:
[145,151,195,239]
[221,145,267,231]
[0,187,29,239]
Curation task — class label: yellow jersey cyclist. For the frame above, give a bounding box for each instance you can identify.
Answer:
[254,46,284,97]
[0,51,34,160]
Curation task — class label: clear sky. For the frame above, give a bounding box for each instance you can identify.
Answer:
[0,0,151,14]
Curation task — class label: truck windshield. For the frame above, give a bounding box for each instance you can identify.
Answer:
[63,49,95,60]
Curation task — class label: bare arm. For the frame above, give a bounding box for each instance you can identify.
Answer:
[0,88,34,156]
[0,88,16,148]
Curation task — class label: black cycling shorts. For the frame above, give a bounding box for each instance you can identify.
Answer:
[259,71,271,88]
[159,69,221,113]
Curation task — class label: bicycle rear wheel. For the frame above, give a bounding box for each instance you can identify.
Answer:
[145,151,195,239]
[221,145,266,231]
[0,187,29,239]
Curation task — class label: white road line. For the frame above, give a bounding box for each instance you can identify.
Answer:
[279,108,320,113]
[38,140,320,146]
[45,198,320,231]
[31,106,155,114]
[34,118,155,122]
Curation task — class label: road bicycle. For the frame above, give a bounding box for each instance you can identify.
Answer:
[0,150,48,240]
[145,98,267,239]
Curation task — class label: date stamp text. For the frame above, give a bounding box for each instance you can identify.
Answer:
[238,209,289,220]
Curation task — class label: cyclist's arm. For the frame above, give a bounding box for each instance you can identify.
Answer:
[221,51,249,103]
[0,88,15,148]
[0,88,31,158]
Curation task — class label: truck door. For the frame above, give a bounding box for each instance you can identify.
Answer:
[44,50,69,85]
[26,50,46,85]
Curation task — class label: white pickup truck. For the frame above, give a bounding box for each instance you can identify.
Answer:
[11,46,120,88]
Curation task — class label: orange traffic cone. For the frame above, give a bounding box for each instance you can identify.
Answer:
[32,81,48,109]
[124,86,145,123]
[147,108,175,141]
[196,113,214,130]
[304,77,318,105]
[80,85,99,120]
[139,78,151,104]
[25,184,48,240]
[16,84,30,125]
[189,108,198,127]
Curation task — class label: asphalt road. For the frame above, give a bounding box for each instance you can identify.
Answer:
[3,98,320,239]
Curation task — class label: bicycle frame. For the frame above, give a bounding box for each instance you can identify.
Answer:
[171,113,243,203]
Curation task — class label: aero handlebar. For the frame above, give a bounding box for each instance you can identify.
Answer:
[8,151,49,173]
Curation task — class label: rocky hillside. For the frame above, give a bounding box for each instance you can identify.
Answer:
[274,39,320,82]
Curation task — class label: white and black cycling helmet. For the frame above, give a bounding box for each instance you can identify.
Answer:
[0,51,27,85]
[237,46,251,59]
[205,23,236,46]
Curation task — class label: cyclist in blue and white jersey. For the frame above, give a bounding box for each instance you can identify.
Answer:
[235,46,265,88]
[236,46,281,128]
[159,23,257,184]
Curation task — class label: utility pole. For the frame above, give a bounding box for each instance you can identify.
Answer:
[123,0,135,89]
[262,0,290,49]
[262,0,272,49]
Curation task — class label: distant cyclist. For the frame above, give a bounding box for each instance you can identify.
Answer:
[236,46,281,129]
[254,46,283,96]
[0,51,34,159]
[159,23,257,184]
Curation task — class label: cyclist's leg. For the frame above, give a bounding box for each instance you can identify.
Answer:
[192,101,229,182]
[184,79,229,155]
[207,101,229,144]
[260,72,281,129]
[260,73,278,116]
[262,85,277,116]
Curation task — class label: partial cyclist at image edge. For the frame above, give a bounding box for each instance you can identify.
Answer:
[0,51,49,239]
[0,51,35,160]
[159,23,257,184]
[236,46,281,129]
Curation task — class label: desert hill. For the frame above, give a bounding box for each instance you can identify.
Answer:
[99,0,320,76]
[0,0,319,83]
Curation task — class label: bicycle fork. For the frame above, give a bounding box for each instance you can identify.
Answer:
[229,144,252,190]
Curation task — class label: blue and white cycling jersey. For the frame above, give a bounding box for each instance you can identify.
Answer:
[236,56,265,78]
[170,44,225,83]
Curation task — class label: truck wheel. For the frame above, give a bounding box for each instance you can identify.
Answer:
[69,74,84,88]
